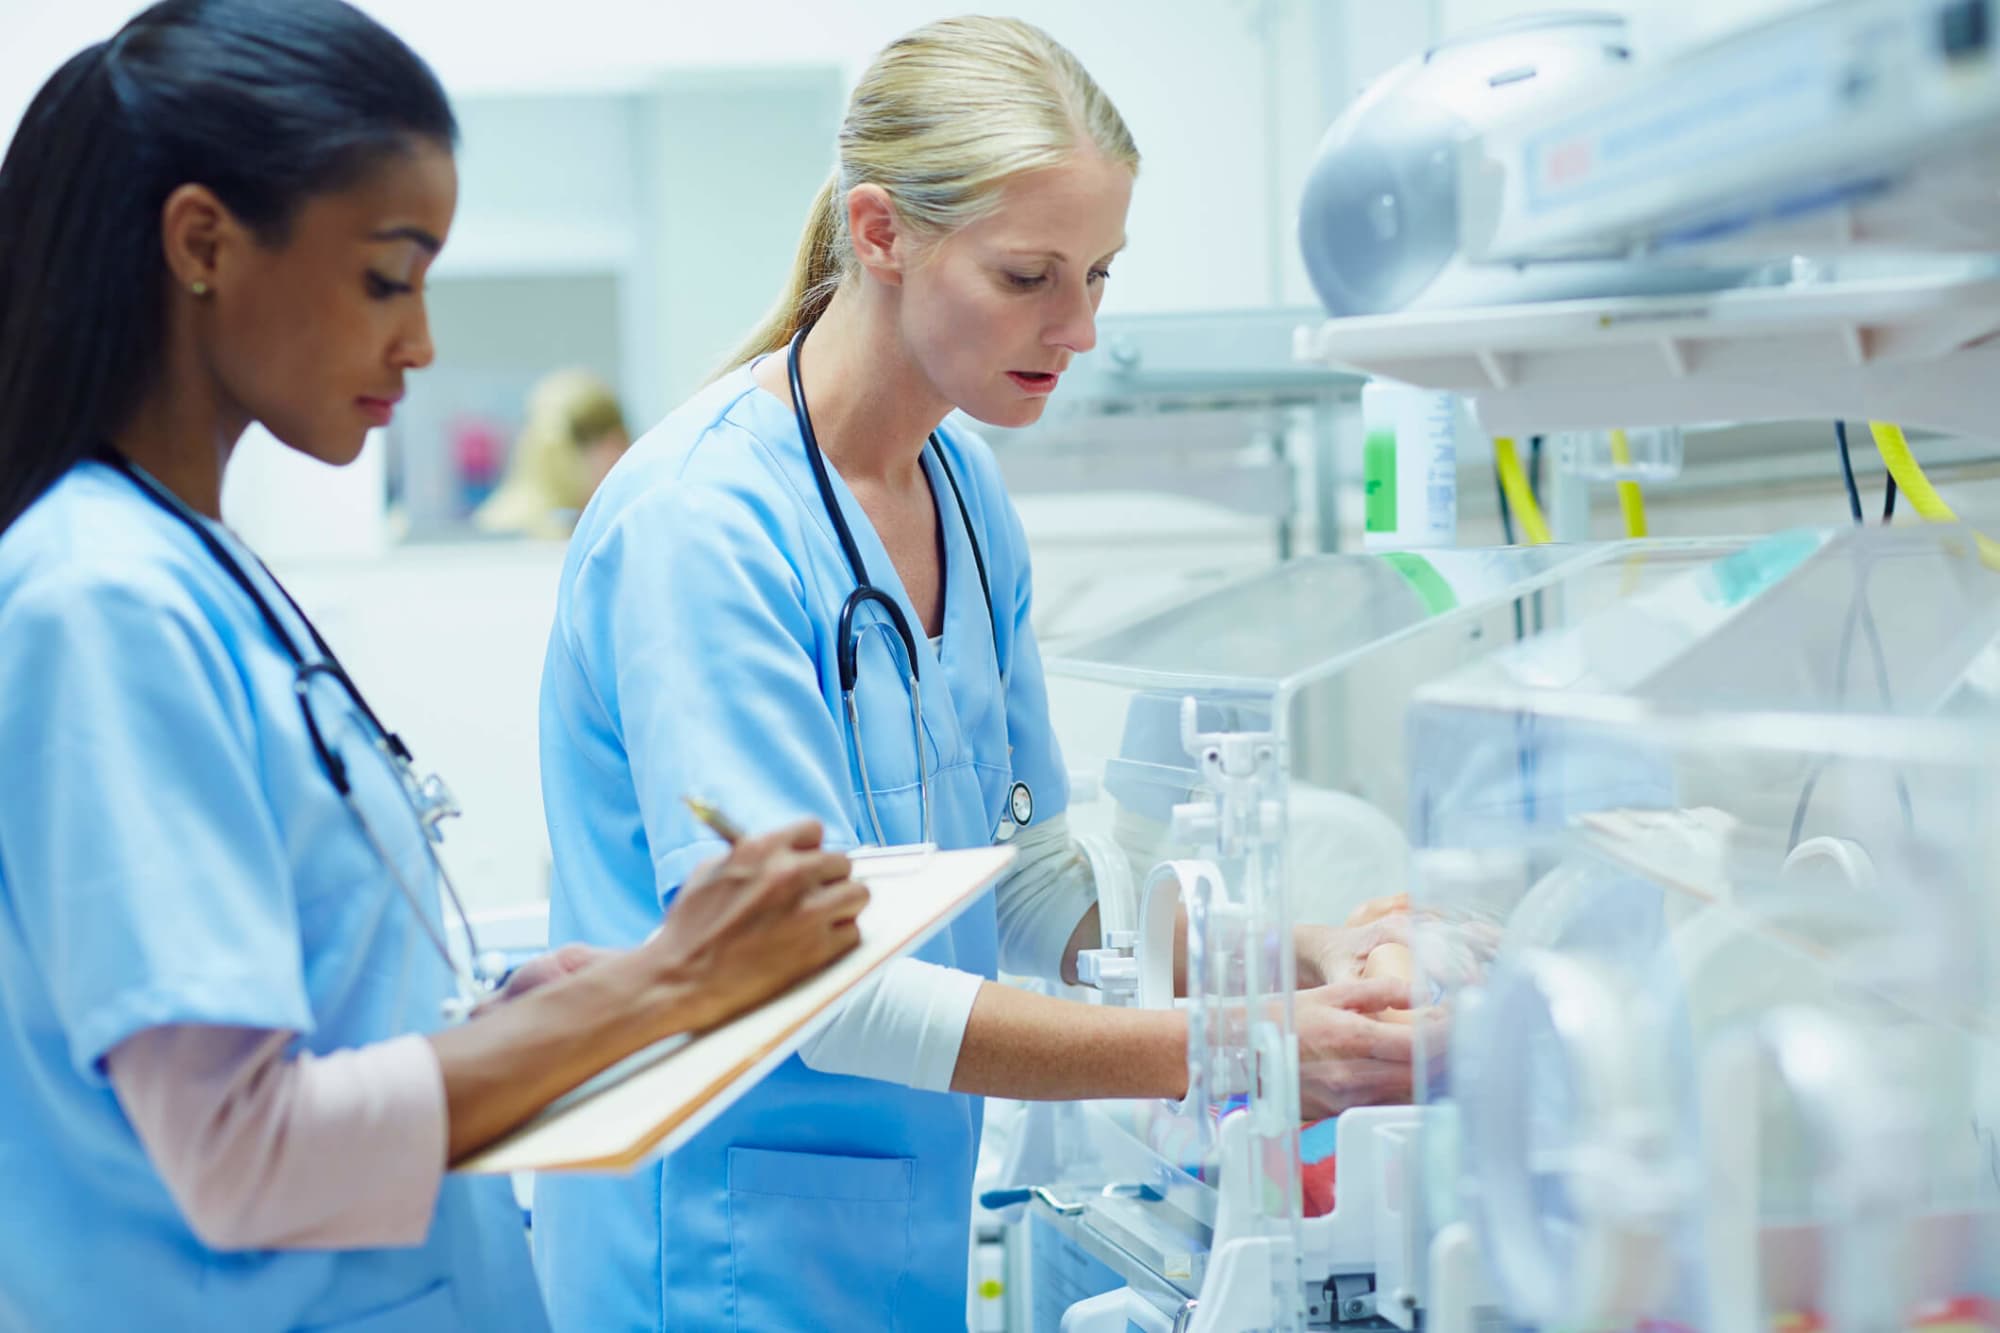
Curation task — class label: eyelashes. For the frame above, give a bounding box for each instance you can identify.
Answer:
[1004,268,1112,291]
[365,271,415,299]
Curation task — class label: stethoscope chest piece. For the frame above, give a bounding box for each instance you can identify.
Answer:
[995,780,1034,841]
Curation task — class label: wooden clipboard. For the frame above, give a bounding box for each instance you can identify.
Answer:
[457,843,1014,1175]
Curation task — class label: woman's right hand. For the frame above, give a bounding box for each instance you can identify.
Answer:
[641,818,869,1032]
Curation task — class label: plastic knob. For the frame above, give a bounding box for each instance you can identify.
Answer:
[1170,800,1219,846]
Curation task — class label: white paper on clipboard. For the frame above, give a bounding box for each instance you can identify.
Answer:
[457,842,1012,1175]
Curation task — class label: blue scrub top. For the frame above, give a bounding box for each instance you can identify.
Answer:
[0,464,546,1333]
[533,365,1070,1331]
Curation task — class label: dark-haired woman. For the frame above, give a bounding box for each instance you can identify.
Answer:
[0,3,864,1329]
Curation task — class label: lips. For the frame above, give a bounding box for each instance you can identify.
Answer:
[356,392,403,425]
[1006,370,1060,396]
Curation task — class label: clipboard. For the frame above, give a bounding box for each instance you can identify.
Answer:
[457,842,1015,1175]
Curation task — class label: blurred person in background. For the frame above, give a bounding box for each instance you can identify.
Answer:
[473,368,630,539]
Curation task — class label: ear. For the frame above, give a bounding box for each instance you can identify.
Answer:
[845,184,906,288]
[159,183,250,296]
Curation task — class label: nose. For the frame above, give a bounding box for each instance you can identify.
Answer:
[1045,276,1099,357]
[395,297,437,372]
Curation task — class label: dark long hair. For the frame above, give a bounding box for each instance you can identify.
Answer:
[0,0,458,533]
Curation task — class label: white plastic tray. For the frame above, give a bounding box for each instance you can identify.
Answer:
[1296,268,2000,434]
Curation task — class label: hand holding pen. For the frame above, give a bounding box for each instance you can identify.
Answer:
[644,799,869,1030]
[478,798,851,1015]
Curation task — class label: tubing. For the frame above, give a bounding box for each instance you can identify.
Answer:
[1494,436,1552,544]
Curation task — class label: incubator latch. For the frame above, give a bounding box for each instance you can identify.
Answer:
[1076,928,1140,997]
[1329,1274,1378,1324]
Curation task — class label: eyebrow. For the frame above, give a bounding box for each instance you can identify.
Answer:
[1008,240,1129,265]
[369,225,443,254]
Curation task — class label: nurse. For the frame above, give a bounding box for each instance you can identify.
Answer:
[535,15,1423,1330]
[0,4,864,1330]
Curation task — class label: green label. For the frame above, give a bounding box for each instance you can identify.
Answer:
[1381,551,1459,615]
[1705,528,1825,607]
[1364,427,1397,533]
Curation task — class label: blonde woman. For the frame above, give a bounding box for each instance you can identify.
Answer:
[473,368,630,538]
[534,18,1421,1329]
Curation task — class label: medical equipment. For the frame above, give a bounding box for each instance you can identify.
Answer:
[1274,4,2000,1321]
[993,536,1748,1330]
[100,450,500,1022]
[1297,12,1752,321]
[1358,380,1461,551]
[1406,526,2000,1330]
[785,327,1032,846]
[1299,0,2000,442]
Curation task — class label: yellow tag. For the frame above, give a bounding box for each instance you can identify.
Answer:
[977,1280,1004,1300]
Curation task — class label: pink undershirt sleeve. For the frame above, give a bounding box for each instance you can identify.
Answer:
[106,1024,449,1251]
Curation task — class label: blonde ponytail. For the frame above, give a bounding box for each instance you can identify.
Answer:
[721,173,845,372]
[715,16,1138,378]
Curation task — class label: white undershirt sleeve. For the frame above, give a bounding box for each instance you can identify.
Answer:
[992,812,1098,983]
[796,958,985,1092]
[796,815,1100,1090]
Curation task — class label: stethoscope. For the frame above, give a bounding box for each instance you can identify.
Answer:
[98,450,499,1023]
[786,326,1033,846]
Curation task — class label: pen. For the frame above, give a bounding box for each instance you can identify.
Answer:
[682,794,746,845]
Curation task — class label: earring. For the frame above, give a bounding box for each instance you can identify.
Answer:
[190,280,209,297]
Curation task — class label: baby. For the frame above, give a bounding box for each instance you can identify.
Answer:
[1342,892,1417,1022]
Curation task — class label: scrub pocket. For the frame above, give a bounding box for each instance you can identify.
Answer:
[726,1146,913,1331]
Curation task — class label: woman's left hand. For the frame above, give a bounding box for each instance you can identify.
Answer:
[480,943,620,1011]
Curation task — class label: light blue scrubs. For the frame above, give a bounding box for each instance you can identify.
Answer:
[534,364,1069,1331]
[0,463,546,1333]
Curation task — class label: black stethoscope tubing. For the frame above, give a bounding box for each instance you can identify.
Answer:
[786,326,996,691]
[785,326,1034,839]
[95,449,408,791]
[94,448,493,1016]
